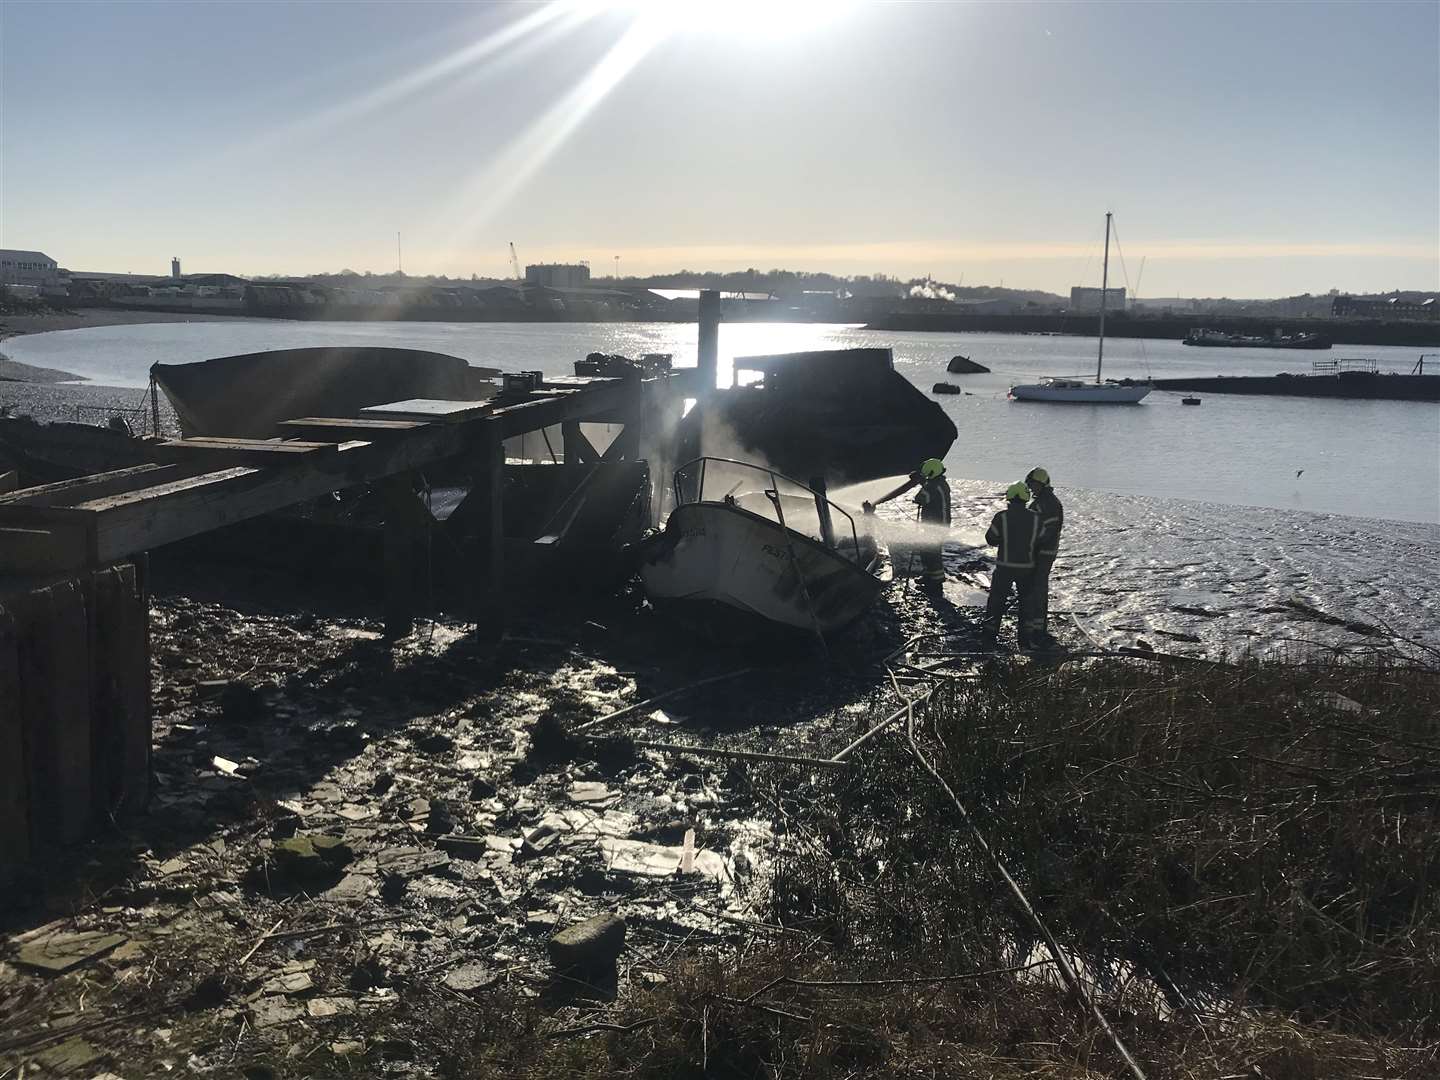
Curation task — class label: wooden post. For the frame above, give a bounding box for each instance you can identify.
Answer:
[87,563,150,823]
[467,432,505,641]
[697,289,720,396]
[562,420,583,466]
[0,608,28,866]
[379,474,422,639]
[15,579,91,846]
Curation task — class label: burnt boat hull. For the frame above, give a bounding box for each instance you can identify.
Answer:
[640,501,884,634]
[676,348,957,484]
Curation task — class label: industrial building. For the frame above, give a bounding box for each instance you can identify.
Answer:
[1331,293,1439,321]
[0,249,60,288]
[1069,286,1126,312]
[526,263,591,289]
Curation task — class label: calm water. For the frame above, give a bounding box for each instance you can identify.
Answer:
[3,320,1437,523]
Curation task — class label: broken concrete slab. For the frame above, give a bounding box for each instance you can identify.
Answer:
[441,962,498,994]
[307,996,357,1018]
[261,970,315,995]
[250,996,306,1028]
[32,1035,103,1074]
[375,847,450,879]
[547,913,626,972]
[17,930,128,974]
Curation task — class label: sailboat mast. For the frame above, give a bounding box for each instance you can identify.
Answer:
[1096,211,1111,384]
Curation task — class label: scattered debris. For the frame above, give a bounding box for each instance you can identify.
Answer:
[16,930,128,975]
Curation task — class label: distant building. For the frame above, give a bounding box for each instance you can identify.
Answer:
[0,249,59,287]
[1069,286,1126,312]
[172,258,182,278]
[525,263,591,289]
[1129,296,1199,313]
[1331,293,1439,321]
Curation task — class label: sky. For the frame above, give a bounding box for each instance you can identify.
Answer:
[1,0,1436,298]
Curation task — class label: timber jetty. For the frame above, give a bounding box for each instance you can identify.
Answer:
[1153,358,1439,402]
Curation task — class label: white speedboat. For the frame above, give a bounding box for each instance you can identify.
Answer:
[1010,212,1151,404]
[640,457,886,636]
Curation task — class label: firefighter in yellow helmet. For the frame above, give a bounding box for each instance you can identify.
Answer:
[1025,466,1062,645]
[982,482,1042,649]
[863,458,951,590]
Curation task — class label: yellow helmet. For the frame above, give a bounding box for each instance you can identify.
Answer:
[1026,467,1050,486]
[920,458,945,479]
[1006,482,1031,502]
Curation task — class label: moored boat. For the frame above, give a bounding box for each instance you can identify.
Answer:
[640,457,887,636]
[1183,328,1331,350]
[1011,213,1151,404]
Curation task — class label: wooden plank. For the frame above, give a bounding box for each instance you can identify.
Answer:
[360,398,494,423]
[85,424,474,566]
[0,606,28,867]
[87,564,150,822]
[278,417,430,440]
[154,438,341,466]
[16,579,91,846]
[0,463,188,509]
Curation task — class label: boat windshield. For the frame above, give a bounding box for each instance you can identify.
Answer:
[672,457,866,564]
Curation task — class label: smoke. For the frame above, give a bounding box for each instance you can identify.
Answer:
[909,280,957,302]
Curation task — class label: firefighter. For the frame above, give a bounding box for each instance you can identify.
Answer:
[1025,467,1063,644]
[982,482,1042,648]
[863,458,951,589]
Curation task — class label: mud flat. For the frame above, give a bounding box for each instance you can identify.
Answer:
[0,306,260,342]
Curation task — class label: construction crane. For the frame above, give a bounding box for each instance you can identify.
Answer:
[509,242,523,281]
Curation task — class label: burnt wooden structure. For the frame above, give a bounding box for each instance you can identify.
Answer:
[0,369,691,870]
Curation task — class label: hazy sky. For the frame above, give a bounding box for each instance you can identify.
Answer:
[2,0,1436,297]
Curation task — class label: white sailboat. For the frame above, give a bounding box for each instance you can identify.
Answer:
[1010,212,1151,404]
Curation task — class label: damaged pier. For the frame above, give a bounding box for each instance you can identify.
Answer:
[0,365,691,866]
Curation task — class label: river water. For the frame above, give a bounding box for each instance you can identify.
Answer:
[2,320,1437,524]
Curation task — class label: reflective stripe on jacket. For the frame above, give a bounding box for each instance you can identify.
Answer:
[1030,488,1064,556]
[915,477,951,526]
[985,506,1040,569]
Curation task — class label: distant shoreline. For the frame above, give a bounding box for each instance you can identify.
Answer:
[0,306,261,344]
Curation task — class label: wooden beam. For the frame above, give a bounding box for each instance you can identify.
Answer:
[0,463,191,509]
[361,398,493,423]
[278,417,430,440]
[463,434,505,641]
[154,438,342,466]
[379,474,427,639]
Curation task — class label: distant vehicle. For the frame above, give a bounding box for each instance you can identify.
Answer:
[1010,213,1151,404]
[1182,396,1202,405]
[1183,328,1331,350]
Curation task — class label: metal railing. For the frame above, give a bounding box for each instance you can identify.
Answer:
[671,456,865,565]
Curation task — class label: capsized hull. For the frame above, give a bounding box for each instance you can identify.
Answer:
[1009,382,1151,403]
[676,348,957,484]
[640,502,884,634]
[151,347,498,438]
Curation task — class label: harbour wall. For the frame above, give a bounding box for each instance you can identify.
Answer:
[867,313,1440,347]
[1151,373,1439,402]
